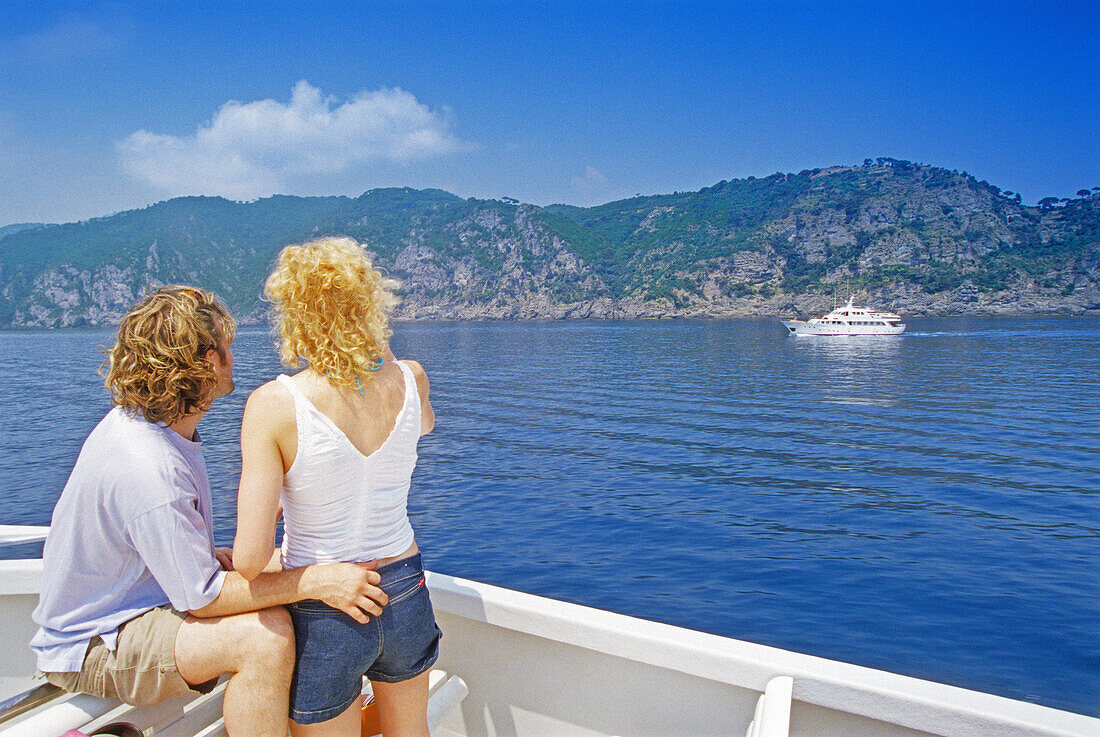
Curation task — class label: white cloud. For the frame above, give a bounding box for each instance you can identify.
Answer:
[117,81,470,200]
[570,166,618,205]
[572,166,608,189]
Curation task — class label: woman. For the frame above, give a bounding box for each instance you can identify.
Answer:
[233,236,439,737]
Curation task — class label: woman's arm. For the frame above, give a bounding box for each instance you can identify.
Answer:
[233,382,294,580]
[402,360,435,435]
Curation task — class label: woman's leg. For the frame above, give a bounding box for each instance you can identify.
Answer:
[288,698,361,737]
[370,670,431,737]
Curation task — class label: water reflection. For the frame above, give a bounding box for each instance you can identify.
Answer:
[785,335,904,407]
[787,334,904,361]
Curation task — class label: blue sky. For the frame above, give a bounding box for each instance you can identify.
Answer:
[1,1,1097,225]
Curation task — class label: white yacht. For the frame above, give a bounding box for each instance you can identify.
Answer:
[782,297,905,336]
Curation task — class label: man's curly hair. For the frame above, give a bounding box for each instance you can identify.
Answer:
[264,237,399,388]
[102,286,237,425]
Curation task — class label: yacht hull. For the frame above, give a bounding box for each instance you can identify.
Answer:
[782,320,905,336]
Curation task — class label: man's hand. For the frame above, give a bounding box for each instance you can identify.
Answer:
[302,561,388,623]
[215,547,234,571]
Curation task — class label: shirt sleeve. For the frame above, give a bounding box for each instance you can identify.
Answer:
[126,498,227,612]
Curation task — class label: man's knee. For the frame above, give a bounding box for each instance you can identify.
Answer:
[244,607,295,668]
[177,607,296,685]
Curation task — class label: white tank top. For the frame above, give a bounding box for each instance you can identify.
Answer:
[277,361,420,568]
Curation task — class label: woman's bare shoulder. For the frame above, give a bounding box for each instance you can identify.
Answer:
[397,358,427,375]
[250,376,292,399]
[398,359,429,387]
[245,378,294,418]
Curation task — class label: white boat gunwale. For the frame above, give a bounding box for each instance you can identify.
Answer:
[3,531,1098,737]
[426,570,1096,737]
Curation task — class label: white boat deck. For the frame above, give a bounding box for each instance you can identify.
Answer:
[2,526,1097,737]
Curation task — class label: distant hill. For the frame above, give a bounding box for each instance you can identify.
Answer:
[1,160,1097,328]
[0,223,48,241]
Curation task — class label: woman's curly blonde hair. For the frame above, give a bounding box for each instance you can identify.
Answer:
[264,237,400,387]
[102,286,237,425]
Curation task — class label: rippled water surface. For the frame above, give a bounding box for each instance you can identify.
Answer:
[2,317,1098,716]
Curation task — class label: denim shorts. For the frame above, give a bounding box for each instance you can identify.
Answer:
[287,554,442,724]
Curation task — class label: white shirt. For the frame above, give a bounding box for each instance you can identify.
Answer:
[31,407,226,672]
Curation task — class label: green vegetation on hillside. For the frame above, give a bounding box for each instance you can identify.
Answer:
[1,161,1097,327]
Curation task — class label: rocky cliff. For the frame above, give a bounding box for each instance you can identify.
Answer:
[2,161,1097,328]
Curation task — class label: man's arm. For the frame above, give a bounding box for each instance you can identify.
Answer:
[215,382,390,620]
[190,561,387,623]
[128,498,389,624]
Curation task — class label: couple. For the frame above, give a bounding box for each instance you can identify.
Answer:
[31,237,439,736]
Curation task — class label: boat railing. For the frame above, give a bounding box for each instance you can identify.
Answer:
[0,680,128,737]
[0,683,67,726]
[0,527,49,546]
[0,671,468,737]
[744,675,793,737]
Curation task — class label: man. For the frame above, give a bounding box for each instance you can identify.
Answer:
[31,286,389,737]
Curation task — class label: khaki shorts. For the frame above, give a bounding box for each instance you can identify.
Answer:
[44,607,218,706]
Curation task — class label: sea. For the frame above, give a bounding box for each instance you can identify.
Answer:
[1,316,1098,718]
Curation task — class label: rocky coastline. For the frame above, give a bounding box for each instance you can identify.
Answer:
[3,162,1097,329]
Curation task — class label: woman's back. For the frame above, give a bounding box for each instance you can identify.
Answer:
[286,360,411,457]
[278,360,422,567]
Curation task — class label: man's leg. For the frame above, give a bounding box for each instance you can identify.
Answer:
[175,606,295,737]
